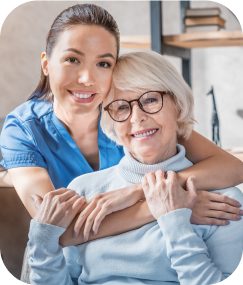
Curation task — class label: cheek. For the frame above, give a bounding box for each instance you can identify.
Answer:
[98,71,113,92]
[114,122,129,140]
[49,65,72,91]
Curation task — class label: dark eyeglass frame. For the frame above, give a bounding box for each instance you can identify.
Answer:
[104,91,174,122]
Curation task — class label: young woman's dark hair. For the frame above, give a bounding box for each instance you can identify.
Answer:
[29,4,120,101]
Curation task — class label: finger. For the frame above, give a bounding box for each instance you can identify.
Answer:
[155,169,165,182]
[58,189,77,203]
[208,192,242,208]
[74,202,96,237]
[208,201,243,216]
[64,194,84,211]
[186,176,197,195]
[199,217,230,226]
[83,207,101,242]
[146,172,156,187]
[43,188,71,203]
[142,175,149,193]
[31,194,43,210]
[206,210,242,221]
[166,171,177,181]
[69,196,86,216]
[92,206,113,235]
[49,188,71,196]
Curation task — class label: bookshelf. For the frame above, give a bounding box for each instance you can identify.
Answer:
[120,1,243,87]
[121,31,243,50]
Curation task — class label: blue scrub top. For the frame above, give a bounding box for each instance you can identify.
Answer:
[0,98,124,189]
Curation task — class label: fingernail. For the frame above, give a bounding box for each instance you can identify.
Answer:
[93,231,96,236]
[237,202,242,207]
[83,236,86,243]
[190,176,195,181]
[236,216,242,220]
[73,232,76,239]
[240,210,243,215]
[225,221,230,225]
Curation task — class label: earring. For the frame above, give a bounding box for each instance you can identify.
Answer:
[44,70,49,76]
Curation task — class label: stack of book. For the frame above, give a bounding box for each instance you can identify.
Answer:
[184,8,225,33]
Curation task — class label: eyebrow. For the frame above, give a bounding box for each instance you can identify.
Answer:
[63,48,115,60]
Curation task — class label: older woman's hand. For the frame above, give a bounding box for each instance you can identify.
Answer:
[31,188,86,229]
[142,170,197,220]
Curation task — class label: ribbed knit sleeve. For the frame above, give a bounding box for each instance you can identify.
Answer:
[158,208,226,285]
[28,220,81,285]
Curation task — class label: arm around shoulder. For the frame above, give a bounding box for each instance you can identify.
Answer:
[178,130,243,190]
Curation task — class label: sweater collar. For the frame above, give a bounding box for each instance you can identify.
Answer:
[117,144,193,184]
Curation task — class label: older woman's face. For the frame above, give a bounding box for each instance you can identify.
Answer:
[113,89,179,164]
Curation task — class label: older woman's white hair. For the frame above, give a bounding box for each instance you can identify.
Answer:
[101,50,195,144]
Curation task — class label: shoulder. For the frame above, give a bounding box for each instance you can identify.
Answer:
[68,166,118,198]
[6,98,52,124]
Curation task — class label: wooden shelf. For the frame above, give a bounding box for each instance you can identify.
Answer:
[120,31,243,50]
[120,35,151,49]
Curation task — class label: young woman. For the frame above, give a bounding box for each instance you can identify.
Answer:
[0,3,243,248]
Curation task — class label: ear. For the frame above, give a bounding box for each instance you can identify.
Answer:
[41,52,49,76]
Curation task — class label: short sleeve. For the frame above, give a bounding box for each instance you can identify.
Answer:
[0,114,46,169]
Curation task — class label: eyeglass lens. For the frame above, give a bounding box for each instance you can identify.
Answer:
[107,91,163,122]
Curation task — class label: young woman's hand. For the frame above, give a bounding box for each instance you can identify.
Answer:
[31,188,86,229]
[142,170,197,220]
[191,191,243,226]
[73,184,143,242]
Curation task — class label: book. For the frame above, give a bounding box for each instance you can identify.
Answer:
[185,8,221,17]
[184,25,223,33]
[184,16,225,28]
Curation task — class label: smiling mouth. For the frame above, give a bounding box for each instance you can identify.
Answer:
[68,91,96,99]
[132,129,158,138]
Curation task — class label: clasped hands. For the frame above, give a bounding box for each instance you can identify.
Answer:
[32,171,243,243]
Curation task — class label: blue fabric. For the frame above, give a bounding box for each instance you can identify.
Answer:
[0,98,124,188]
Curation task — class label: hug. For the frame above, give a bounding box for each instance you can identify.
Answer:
[0,4,243,285]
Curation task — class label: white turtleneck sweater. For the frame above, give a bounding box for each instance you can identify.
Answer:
[28,145,243,285]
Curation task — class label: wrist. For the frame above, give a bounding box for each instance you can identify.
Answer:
[130,183,145,201]
[176,172,187,189]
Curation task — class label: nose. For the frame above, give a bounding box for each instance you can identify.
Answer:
[130,102,147,124]
[77,67,95,87]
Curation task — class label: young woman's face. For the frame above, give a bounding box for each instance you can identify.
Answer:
[42,25,117,115]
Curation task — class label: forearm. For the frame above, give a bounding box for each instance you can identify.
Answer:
[178,130,243,190]
[177,154,243,190]
[60,199,154,247]
[8,167,55,217]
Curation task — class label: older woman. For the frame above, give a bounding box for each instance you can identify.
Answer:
[28,51,243,285]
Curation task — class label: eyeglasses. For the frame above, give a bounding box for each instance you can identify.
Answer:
[104,91,174,122]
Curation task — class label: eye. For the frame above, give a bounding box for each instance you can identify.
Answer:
[145,98,158,104]
[118,105,129,111]
[66,57,79,64]
[98,61,111,68]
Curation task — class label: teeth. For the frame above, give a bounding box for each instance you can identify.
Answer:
[134,129,157,138]
[72,92,94,99]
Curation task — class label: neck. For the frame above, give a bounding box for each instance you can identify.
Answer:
[53,100,100,137]
[130,138,178,165]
